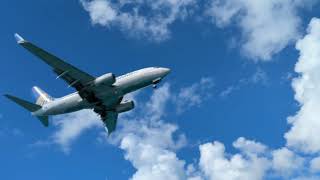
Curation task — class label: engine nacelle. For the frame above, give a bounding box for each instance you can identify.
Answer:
[94,73,116,86]
[115,101,135,113]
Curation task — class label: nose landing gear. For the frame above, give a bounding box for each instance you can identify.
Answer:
[152,78,162,89]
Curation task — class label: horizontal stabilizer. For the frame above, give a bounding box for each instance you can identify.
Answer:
[36,116,49,127]
[5,94,49,127]
[5,94,41,112]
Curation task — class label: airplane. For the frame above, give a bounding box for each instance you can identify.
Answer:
[5,34,170,135]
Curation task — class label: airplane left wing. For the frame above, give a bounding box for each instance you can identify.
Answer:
[14,33,95,91]
[102,111,118,135]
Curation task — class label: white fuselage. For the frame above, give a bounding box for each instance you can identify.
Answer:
[33,67,170,116]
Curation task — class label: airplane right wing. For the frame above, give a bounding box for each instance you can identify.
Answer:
[14,33,95,92]
[14,33,117,104]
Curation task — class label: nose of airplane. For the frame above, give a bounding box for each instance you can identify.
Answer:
[160,67,171,76]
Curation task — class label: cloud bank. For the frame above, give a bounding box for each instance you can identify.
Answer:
[42,17,320,179]
[196,17,320,180]
[80,0,196,42]
[43,57,320,179]
[51,110,101,153]
[80,0,317,61]
[285,18,320,153]
[174,77,214,113]
[118,84,187,180]
[206,0,311,61]
[196,17,320,179]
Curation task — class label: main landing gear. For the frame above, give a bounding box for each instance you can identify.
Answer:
[152,84,157,89]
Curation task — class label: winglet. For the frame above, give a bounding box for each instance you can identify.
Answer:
[14,33,26,44]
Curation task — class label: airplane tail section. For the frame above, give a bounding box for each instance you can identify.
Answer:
[5,94,41,112]
[4,94,49,127]
[32,86,53,106]
[36,116,49,127]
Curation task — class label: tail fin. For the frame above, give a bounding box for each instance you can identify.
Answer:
[32,86,53,106]
[4,94,49,127]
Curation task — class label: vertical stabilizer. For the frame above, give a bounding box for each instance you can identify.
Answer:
[32,86,53,106]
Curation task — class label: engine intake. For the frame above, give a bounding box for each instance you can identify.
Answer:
[94,73,116,86]
[115,101,135,113]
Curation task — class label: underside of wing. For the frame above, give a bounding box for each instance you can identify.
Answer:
[101,111,118,135]
[14,33,116,104]
[15,33,94,91]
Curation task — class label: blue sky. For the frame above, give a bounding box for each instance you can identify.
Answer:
[2,0,320,180]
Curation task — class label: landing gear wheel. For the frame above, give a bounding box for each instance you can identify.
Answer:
[152,84,157,89]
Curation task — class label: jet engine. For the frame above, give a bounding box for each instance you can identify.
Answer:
[115,101,135,113]
[94,73,116,86]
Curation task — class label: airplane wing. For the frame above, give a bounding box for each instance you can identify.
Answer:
[14,33,94,92]
[15,33,121,133]
[102,111,118,135]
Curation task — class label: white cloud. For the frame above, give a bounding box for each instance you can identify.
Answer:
[199,140,269,180]
[285,18,320,153]
[233,137,267,155]
[292,176,320,180]
[81,0,196,41]
[206,0,316,61]
[115,84,189,180]
[146,83,171,120]
[206,18,320,180]
[310,157,320,173]
[250,68,269,85]
[271,147,304,177]
[238,68,269,85]
[186,164,204,180]
[219,85,236,97]
[174,77,214,113]
[220,68,269,98]
[197,139,308,180]
[120,125,187,180]
[82,0,117,25]
[52,109,102,153]
[80,0,318,62]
